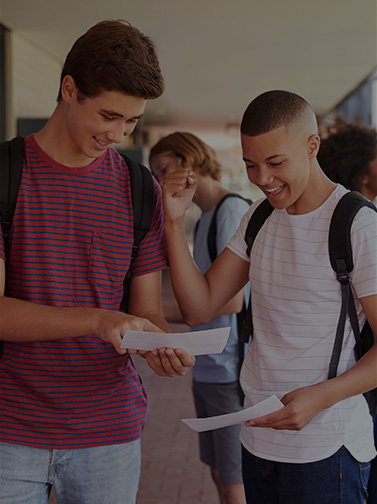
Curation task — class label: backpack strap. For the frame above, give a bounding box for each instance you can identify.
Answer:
[207,193,252,262]
[0,136,24,258]
[241,198,274,343]
[327,191,377,380]
[119,154,155,313]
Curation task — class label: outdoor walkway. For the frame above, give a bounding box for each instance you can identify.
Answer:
[134,348,218,504]
[135,269,219,503]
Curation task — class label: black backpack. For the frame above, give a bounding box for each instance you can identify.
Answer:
[240,192,377,416]
[0,136,155,319]
[195,193,252,399]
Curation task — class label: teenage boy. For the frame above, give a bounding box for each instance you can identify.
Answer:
[0,20,194,504]
[161,90,377,504]
[317,123,377,504]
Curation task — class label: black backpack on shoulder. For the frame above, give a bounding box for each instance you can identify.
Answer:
[0,136,155,351]
[240,193,377,416]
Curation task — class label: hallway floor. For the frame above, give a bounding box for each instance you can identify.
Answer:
[134,348,219,504]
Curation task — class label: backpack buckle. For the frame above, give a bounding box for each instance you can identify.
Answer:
[335,259,349,285]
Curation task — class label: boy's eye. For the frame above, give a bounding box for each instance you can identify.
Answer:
[101,114,114,121]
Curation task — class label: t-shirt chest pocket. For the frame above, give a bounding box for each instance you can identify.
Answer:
[88,232,133,291]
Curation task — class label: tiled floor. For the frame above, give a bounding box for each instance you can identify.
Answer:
[134,349,219,504]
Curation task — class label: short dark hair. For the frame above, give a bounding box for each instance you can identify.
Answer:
[318,124,377,192]
[57,20,164,101]
[241,90,314,137]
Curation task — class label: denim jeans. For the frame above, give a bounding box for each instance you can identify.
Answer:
[242,445,370,504]
[367,415,377,503]
[0,440,141,504]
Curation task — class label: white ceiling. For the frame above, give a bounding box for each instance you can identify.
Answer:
[1,0,376,130]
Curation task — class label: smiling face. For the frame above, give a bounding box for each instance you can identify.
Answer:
[61,76,146,166]
[242,125,323,214]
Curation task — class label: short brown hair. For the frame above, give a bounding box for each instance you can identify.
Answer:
[149,132,222,181]
[57,20,164,101]
[241,90,315,137]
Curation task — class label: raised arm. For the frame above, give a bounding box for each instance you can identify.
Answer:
[162,168,249,326]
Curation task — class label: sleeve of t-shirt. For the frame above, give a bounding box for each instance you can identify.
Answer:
[350,206,377,300]
[129,176,168,276]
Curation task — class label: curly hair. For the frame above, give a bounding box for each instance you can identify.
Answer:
[58,20,164,101]
[318,124,377,191]
[149,132,222,181]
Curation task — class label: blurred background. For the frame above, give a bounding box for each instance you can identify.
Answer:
[1,0,376,209]
[0,2,376,502]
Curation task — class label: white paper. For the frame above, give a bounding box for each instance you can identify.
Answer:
[120,327,231,356]
[182,395,284,432]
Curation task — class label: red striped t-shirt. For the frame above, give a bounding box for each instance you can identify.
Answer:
[0,135,168,448]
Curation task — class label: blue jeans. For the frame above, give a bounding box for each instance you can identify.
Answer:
[367,415,377,503]
[242,445,370,504]
[0,440,141,504]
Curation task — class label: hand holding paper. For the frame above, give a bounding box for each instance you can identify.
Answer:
[121,327,230,356]
[182,396,284,432]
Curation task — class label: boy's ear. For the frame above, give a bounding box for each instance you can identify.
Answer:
[307,134,320,159]
[61,75,78,103]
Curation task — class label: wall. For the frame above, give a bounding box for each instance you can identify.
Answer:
[7,31,61,138]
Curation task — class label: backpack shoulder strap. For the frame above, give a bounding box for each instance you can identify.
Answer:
[123,154,155,254]
[328,190,376,273]
[241,198,274,343]
[244,198,274,257]
[328,191,377,379]
[207,193,251,262]
[119,154,155,312]
[0,136,24,258]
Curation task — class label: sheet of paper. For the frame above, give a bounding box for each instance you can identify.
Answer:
[120,327,231,356]
[182,395,284,432]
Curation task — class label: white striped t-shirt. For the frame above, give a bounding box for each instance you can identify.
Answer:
[227,184,377,463]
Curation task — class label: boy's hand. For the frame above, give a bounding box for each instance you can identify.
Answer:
[95,310,164,355]
[144,347,196,377]
[245,384,326,431]
[162,168,197,222]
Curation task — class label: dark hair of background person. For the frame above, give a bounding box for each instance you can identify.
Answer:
[318,123,377,193]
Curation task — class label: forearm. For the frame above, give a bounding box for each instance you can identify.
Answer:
[215,290,244,317]
[0,294,162,357]
[143,310,171,333]
[319,343,377,408]
[164,218,213,325]
[0,296,100,341]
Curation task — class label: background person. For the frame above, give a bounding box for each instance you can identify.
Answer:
[149,131,249,504]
